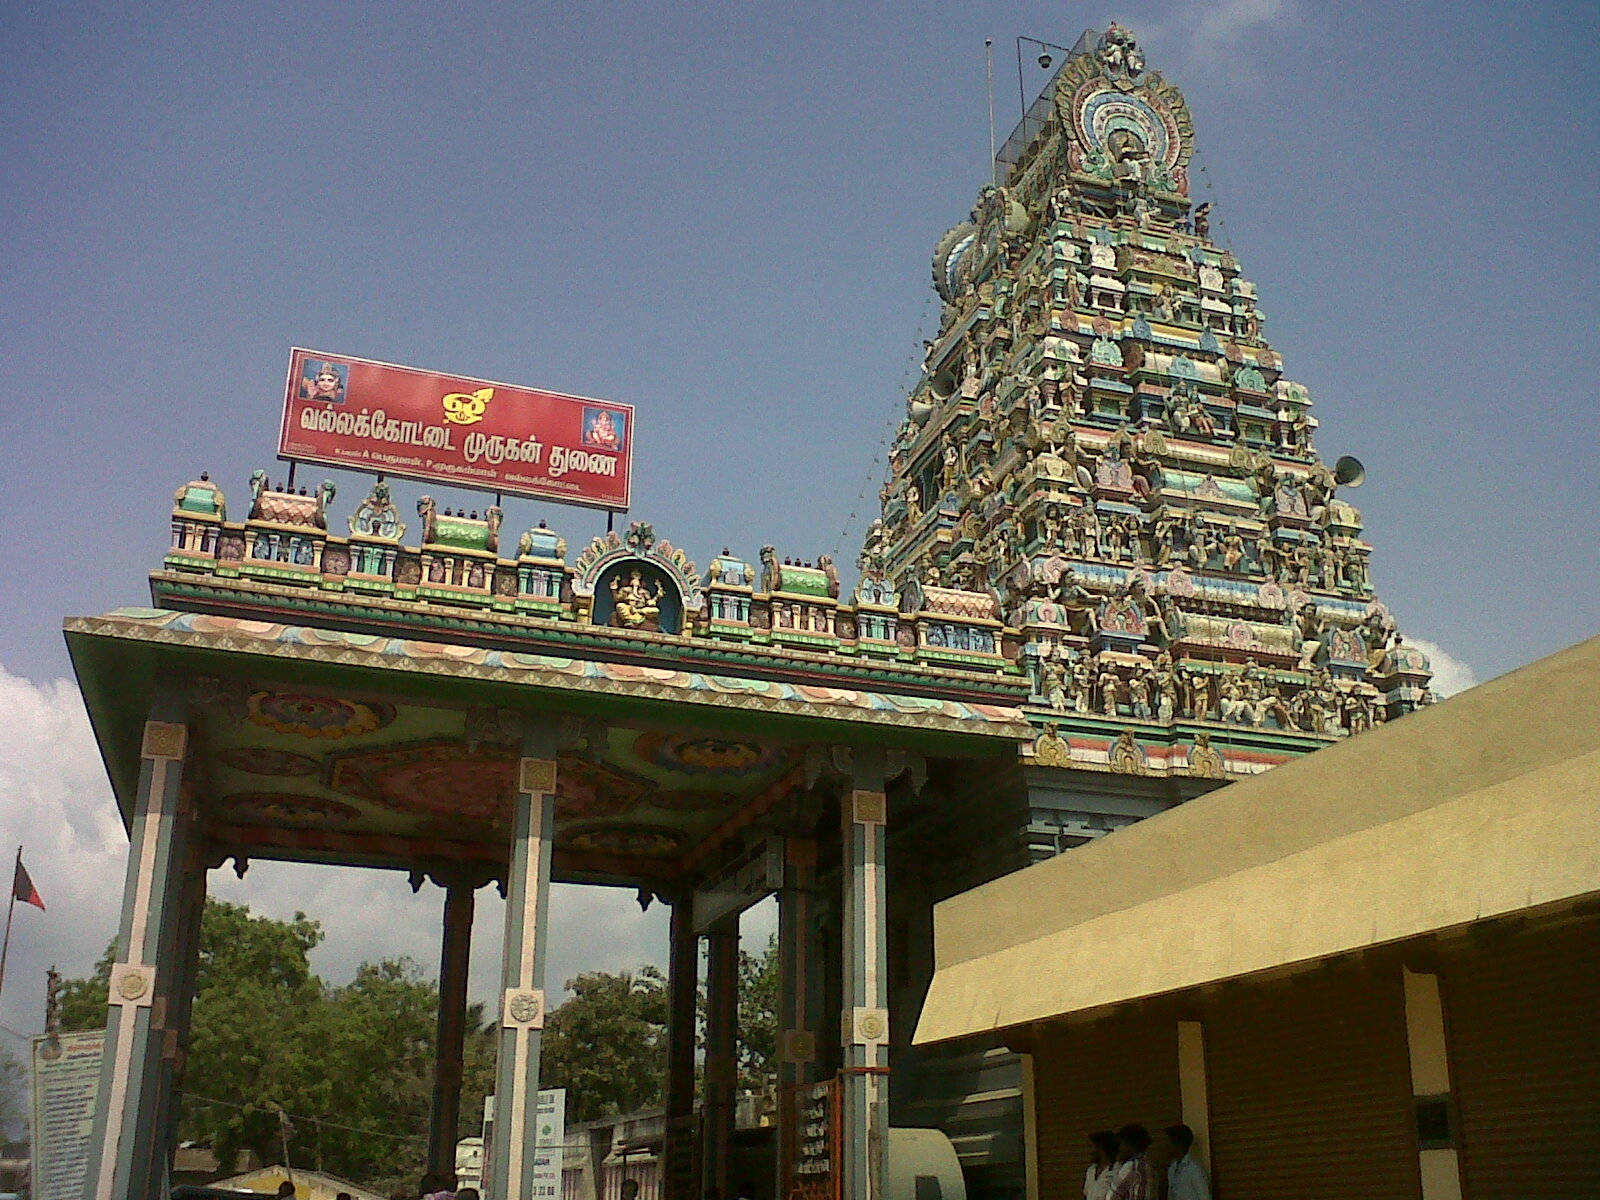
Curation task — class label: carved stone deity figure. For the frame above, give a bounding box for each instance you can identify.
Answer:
[1129,660,1156,719]
[1154,653,1179,722]
[610,569,664,630]
[861,518,888,566]
[941,443,962,492]
[1070,655,1093,714]
[1038,503,1064,548]
[1157,592,1187,644]
[1293,544,1318,588]
[1106,516,1131,561]
[1258,536,1285,582]
[1222,533,1246,573]
[1181,664,1211,719]
[1097,661,1122,717]
[1343,688,1370,735]
[1098,22,1146,80]
[1260,685,1296,730]
[1039,650,1069,709]
[1108,129,1150,189]
[1077,507,1101,558]
[1362,607,1398,671]
[1049,171,1074,221]
[1304,461,1335,515]
[1125,576,1165,644]
[1218,674,1250,725]
[1151,513,1178,565]
[1053,566,1097,636]
[1151,282,1176,323]
[1290,408,1312,449]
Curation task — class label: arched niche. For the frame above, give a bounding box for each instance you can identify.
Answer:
[592,558,686,635]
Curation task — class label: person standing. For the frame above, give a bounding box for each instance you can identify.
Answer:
[1084,1130,1122,1200]
[1107,1124,1155,1200]
[1165,1124,1212,1200]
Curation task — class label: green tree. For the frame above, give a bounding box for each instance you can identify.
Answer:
[540,968,668,1123]
[56,901,439,1192]
[58,901,325,1036]
[173,902,330,1174]
[57,941,114,1032]
[737,935,778,1094]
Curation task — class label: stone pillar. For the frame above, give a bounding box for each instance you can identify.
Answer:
[487,736,557,1200]
[151,845,208,1190]
[662,897,699,1200]
[776,838,818,1195]
[84,704,193,1200]
[428,876,478,1180]
[703,917,740,1198]
[841,762,890,1200]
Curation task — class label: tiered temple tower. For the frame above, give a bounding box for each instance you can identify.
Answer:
[70,26,1437,1200]
[865,25,1431,748]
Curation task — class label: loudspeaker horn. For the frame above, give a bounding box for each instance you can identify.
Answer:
[1333,455,1366,488]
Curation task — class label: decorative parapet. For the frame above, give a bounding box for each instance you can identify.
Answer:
[513,521,569,616]
[167,474,227,569]
[230,469,337,585]
[150,471,1040,686]
[345,479,405,589]
[705,550,756,635]
[414,498,504,602]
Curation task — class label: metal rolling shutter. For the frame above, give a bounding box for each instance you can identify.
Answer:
[1444,914,1600,1198]
[1028,1018,1182,1200]
[1204,965,1418,1200]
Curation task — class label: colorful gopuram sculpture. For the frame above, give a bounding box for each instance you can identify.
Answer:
[866,23,1431,751]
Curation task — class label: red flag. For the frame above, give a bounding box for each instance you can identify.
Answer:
[13,858,44,911]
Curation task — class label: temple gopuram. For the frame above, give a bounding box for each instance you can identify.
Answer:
[67,25,1429,1200]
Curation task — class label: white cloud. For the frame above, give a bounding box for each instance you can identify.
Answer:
[1187,0,1298,58]
[1405,638,1480,698]
[1140,0,1300,87]
[0,667,129,1038]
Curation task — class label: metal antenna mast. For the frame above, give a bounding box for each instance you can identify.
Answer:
[985,38,997,185]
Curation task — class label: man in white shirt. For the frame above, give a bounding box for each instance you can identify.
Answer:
[1164,1124,1212,1200]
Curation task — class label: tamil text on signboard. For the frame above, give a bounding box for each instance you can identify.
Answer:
[32,1030,105,1200]
[278,349,633,510]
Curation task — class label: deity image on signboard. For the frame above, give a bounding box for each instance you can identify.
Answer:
[582,406,626,452]
[298,358,349,405]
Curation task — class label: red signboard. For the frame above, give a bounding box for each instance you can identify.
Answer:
[278,348,634,510]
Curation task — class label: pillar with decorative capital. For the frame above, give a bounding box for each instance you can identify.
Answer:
[662,895,699,1200]
[149,838,208,1189]
[703,916,740,1198]
[776,837,819,1195]
[428,865,492,1181]
[487,729,558,1200]
[841,755,890,1200]
[84,699,198,1200]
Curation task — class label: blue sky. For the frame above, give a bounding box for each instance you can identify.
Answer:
[2,1,1598,1031]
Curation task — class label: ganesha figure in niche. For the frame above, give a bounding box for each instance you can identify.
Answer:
[610,568,664,631]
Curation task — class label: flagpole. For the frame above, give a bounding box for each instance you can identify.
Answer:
[0,847,19,1005]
